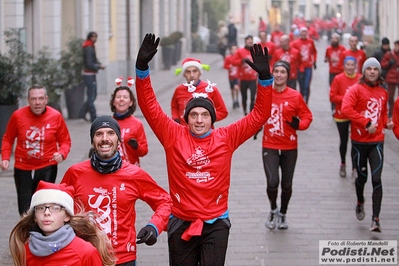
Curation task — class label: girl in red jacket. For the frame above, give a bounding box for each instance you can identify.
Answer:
[260,61,312,230]
[9,181,116,266]
[329,56,361,179]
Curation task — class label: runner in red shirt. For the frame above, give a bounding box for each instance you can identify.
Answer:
[292,27,317,104]
[329,56,361,179]
[258,30,276,69]
[259,60,312,230]
[271,34,303,90]
[341,58,394,233]
[270,24,285,46]
[172,58,228,126]
[223,45,240,109]
[135,34,273,266]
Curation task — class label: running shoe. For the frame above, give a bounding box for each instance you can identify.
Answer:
[355,202,365,221]
[277,213,289,229]
[370,217,381,233]
[265,209,278,230]
[339,164,346,177]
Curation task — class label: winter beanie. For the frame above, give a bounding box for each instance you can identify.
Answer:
[362,57,381,74]
[90,115,121,143]
[344,55,357,64]
[30,181,75,216]
[273,60,291,77]
[381,37,390,45]
[184,94,216,124]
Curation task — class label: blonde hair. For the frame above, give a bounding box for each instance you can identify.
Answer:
[9,207,116,266]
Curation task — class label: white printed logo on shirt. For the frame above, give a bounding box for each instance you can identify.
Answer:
[186,146,214,183]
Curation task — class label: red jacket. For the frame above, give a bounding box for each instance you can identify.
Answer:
[325,45,346,74]
[341,82,389,143]
[171,80,228,126]
[271,47,303,80]
[381,50,399,84]
[1,106,71,170]
[231,47,258,80]
[330,72,362,120]
[114,115,148,166]
[339,49,366,74]
[136,70,273,225]
[61,161,172,263]
[291,38,317,68]
[26,236,102,265]
[262,87,312,150]
[223,54,239,80]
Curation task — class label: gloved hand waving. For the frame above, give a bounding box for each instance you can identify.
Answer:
[136,225,157,246]
[244,44,271,80]
[136,34,160,71]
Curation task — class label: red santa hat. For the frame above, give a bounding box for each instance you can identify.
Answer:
[175,58,211,76]
[182,58,203,73]
[30,181,75,216]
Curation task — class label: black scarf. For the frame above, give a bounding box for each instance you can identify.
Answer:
[90,152,122,174]
[113,111,131,120]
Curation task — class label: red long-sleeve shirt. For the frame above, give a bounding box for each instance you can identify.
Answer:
[114,115,148,166]
[392,96,399,139]
[136,70,273,223]
[171,80,228,126]
[271,47,303,80]
[262,87,312,150]
[291,37,317,68]
[325,45,346,74]
[1,106,71,170]
[231,47,258,81]
[223,54,239,80]
[61,161,172,263]
[330,72,362,120]
[341,82,389,143]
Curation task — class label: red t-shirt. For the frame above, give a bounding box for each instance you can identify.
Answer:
[271,47,303,80]
[325,45,346,74]
[262,87,312,150]
[341,82,389,143]
[1,106,71,170]
[223,54,239,80]
[231,47,258,81]
[330,72,362,120]
[291,38,317,68]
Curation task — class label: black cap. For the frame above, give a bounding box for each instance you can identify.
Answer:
[184,96,216,124]
[90,115,121,143]
[382,37,390,45]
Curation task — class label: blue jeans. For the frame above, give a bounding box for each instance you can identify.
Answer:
[298,67,312,104]
[79,75,97,121]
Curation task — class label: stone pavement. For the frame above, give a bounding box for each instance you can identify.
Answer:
[1,40,398,265]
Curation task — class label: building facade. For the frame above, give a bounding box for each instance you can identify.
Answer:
[0,0,191,95]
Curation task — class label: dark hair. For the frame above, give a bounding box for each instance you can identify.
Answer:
[109,86,136,115]
[394,40,399,46]
[28,84,47,96]
[245,35,253,41]
[87,32,98,40]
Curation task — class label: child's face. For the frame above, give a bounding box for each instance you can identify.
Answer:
[34,204,70,236]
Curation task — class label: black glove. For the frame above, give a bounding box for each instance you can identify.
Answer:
[313,62,317,70]
[136,33,160,71]
[253,127,263,140]
[128,138,138,150]
[244,44,271,80]
[173,118,181,124]
[136,225,157,246]
[389,59,396,66]
[286,116,300,129]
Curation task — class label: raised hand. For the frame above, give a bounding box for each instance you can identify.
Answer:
[244,44,271,80]
[136,33,160,70]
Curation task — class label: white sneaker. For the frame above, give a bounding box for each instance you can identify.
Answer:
[277,213,289,229]
[265,209,279,230]
[351,168,358,183]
